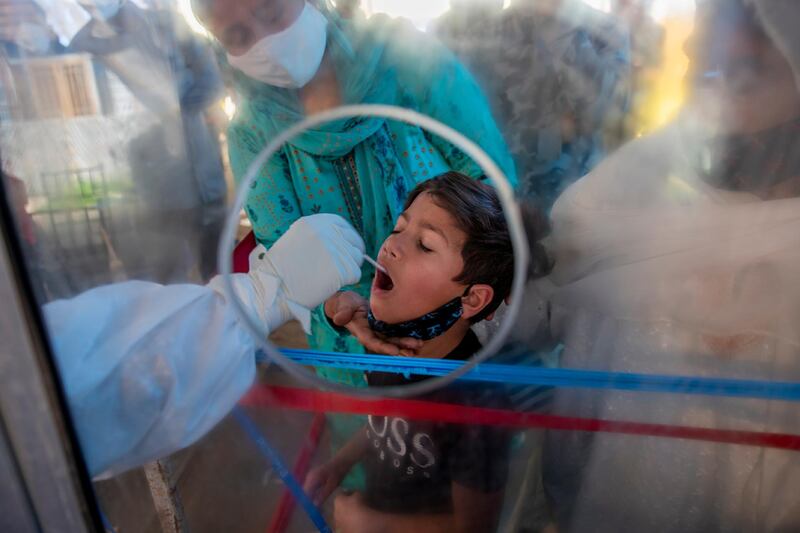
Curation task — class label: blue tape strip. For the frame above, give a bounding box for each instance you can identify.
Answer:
[99,510,116,533]
[257,349,800,402]
[233,407,331,533]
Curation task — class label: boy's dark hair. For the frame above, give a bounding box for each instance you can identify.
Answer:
[404,172,551,323]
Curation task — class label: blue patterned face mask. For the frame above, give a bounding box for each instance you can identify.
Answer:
[367,291,467,341]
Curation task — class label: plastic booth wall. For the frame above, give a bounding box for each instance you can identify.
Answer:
[1,0,799,531]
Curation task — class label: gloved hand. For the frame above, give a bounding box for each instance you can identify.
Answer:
[255,214,365,308]
[210,214,365,335]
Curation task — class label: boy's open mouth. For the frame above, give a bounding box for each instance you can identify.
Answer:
[374,268,394,291]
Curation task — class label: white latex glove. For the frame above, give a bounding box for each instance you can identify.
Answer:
[210,214,365,334]
[261,213,365,305]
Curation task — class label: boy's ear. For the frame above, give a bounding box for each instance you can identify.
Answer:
[461,284,495,321]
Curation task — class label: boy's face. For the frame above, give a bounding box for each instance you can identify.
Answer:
[370,193,468,324]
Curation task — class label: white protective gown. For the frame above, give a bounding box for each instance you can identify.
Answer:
[44,276,272,478]
[527,3,800,528]
[534,114,800,531]
[41,213,365,478]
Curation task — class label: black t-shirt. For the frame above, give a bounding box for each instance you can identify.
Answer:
[362,330,511,514]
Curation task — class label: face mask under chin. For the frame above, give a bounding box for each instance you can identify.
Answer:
[367,293,469,342]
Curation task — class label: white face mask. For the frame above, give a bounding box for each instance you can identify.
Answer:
[227,2,328,89]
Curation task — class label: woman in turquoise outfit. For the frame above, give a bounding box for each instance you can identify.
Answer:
[192,0,515,490]
[193,0,516,378]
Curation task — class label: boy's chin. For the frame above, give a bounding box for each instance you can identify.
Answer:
[368,300,391,323]
[368,299,411,325]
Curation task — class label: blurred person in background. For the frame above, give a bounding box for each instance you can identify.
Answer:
[0,0,228,285]
[70,0,228,283]
[522,0,800,530]
[610,0,664,140]
[434,0,632,211]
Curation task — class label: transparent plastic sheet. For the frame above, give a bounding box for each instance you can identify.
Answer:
[0,1,227,300]
[518,117,800,530]
[1,0,800,532]
[217,104,530,398]
[141,364,799,533]
[1,0,229,530]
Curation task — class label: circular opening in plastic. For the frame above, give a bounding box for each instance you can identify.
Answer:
[218,104,529,398]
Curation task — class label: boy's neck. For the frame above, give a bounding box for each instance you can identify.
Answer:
[415,320,472,359]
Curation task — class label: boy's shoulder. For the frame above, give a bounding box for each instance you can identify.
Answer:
[437,330,511,410]
[442,328,482,362]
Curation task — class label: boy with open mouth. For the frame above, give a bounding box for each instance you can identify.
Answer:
[306,172,550,533]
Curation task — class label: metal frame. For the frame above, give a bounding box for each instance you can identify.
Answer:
[0,414,39,532]
[0,177,101,531]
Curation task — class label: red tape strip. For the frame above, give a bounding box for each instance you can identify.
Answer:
[240,385,800,451]
[266,413,326,533]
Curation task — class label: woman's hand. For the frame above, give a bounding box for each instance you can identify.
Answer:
[324,291,422,355]
[304,459,349,506]
[306,426,369,506]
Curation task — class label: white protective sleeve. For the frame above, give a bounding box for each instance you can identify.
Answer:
[42,275,273,478]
